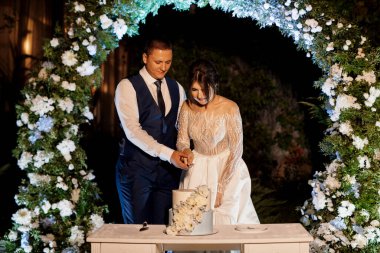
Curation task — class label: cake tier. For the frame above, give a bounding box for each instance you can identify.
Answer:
[168,209,214,235]
[172,189,211,211]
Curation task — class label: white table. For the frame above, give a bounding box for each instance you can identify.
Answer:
[87,223,313,253]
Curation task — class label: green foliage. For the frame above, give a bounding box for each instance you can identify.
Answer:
[251,178,289,223]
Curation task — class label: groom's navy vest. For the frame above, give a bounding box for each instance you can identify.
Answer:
[120,74,180,176]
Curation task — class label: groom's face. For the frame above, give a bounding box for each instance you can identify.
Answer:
[143,48,172,80]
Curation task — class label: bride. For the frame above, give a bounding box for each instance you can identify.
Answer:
[177,59,260,225]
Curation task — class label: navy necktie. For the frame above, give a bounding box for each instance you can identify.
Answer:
[154,79,165,115]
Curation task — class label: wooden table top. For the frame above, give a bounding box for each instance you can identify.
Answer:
[87,223,314,244]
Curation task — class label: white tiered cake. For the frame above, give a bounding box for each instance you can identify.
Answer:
[165,185,213,235]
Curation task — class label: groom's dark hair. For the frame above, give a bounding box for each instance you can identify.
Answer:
[143,34,173,55]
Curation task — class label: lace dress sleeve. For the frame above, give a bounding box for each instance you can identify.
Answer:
[176,102,191,151]
[218,105,244,193]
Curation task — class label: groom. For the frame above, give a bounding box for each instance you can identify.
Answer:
[114,35,189,224]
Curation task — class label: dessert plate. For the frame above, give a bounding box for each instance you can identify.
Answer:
[235,225,268,233]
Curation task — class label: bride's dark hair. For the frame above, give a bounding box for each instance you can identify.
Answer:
[187,59,219,106]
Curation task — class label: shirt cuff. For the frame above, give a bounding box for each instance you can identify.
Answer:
[159,146,174,163]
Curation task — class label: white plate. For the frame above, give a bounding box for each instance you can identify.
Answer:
[235,225,268,233]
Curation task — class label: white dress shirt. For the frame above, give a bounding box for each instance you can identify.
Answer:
[114,66,186,162]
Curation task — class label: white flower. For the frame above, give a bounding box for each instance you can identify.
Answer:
[339,121,353,136]
[113,18,128,39]
[360,36,367,45]
[370,220,379,227]
[61,50,78,67]
[50,74,61,82]
[28,173,52,186]
[84,171,96,180]
[50,38,59,47]
[65,124,79,138]
[33,150,54,168]
[8,230,18,241]
[326,42,334,51]
[357,155,370,169]
[325,175,341,190]
[330,94,361,121]
[90,214,104,231]
[352,135,369,150]
[312,182,326,210]
[38,68,48,79]
[89,35,96,42]
[364,88,380,107]
[12,208,32,226]
[351,233,368,249]
[41,199,52,213]
[58,97,74,113]
[356,70,376,85]
[56,181,68,191]
[55,199,74,217]
[321,78,337,97]
[72,42,79,51]
[30,95,55,116]
[56,139,76,161]
[18,151,33,170]
[356,48,365,59]
[83,106,94,120]
[338,200,355,218]
[82,39,89,46]
[67,27,74,38]
[61,81,76,91]
[68,226,85,246]
[22,246,33,253]
[99,14,113,29]
[42,61,55,69]
[40,233,55,245]
[76,60,97,76]
[87,44,97,55]
[74,1,85,12]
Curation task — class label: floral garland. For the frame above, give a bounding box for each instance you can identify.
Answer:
[1,0,379,252]
[165,185,210,236]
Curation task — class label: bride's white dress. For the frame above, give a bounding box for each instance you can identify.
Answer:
[177,101,260,225]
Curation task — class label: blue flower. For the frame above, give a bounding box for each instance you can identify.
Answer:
[36,115,54,132]
[330,217,347,230]
[28,131,42,143]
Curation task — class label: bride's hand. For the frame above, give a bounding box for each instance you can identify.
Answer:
[182,148,194,167]
[214,192,223,208]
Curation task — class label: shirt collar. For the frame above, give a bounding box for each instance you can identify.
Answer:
[140,66,162,86]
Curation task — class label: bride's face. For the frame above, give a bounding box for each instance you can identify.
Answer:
[191,81,213,106]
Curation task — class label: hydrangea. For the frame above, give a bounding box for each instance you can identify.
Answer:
[61,50,78,66]
[76,60,97,76]
[56,139,76,161]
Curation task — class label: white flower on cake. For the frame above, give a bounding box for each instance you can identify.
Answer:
[165,185,210,235]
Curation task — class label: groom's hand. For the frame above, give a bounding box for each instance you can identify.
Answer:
[170,151,189,170]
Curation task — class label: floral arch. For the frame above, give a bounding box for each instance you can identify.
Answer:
[2,0,379,252]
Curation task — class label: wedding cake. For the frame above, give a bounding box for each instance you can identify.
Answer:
[165,185,213,235]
